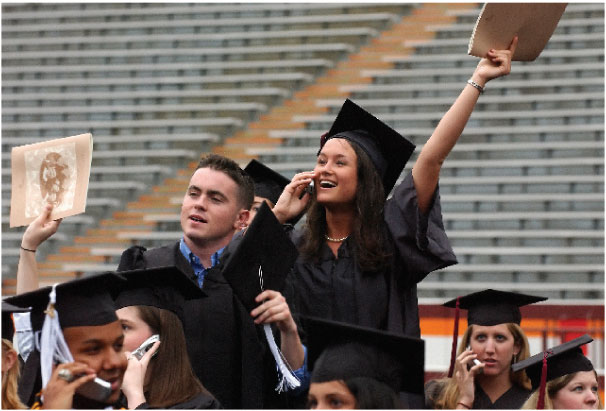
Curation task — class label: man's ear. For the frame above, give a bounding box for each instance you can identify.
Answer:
[235,209,250,229]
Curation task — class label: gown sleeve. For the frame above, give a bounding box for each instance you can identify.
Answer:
[384,173,457,286]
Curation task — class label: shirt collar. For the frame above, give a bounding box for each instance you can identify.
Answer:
[179,238,225,270]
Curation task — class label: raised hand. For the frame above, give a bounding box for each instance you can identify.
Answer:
[121,341,161,409]
[454,347,485,409]
[473,36,518,85]
[272,171,316,224]
[21,203,62,251]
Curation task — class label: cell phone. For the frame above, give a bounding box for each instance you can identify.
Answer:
[300,181,314,199]
[131,334,160,360]
[466,346,483,373]
[76,377,112,402]
[306,180,315,195]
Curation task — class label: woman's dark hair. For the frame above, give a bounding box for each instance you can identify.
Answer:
[300,139,392,271]
[344,377,403,409]
[136,305,213,408]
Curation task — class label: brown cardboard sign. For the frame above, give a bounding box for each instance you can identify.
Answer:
[468,3,567,61]
[10,133,93,227]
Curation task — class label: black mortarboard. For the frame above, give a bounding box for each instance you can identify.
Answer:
[222,201,298,312]
[2,301,30,341]
[512,334,594,391]
[114,266,206,325]
[320,99,416,196]
[443,289,548,326]
[244,159,290,206]
[303,316,425,395]
[4,272,125,329]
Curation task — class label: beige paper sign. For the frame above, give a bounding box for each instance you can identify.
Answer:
[468,3,567,61]
[10,133,93,227]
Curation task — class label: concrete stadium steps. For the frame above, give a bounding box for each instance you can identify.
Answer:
[2,4,603,304]
[2,2,417,291]
[213,3,473,160]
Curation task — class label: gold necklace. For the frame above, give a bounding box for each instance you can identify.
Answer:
[325,234,349,242]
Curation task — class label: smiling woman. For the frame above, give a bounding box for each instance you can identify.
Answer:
[272,39,518,341]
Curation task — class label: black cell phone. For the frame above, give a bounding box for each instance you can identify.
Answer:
[299,181,314,199]
[76,377,112,402]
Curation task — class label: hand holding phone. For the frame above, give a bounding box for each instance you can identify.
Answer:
[466,346,483,374]
[59,368,112,402]
[131,334,160,360]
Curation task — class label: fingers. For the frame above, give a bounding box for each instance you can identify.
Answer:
[251,290,291,324]
[53,362,95,385]
[41,202,54,219]
[288,171,316,192]
[508,35,519,54]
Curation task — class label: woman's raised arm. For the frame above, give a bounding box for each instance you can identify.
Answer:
[412,36,518,213]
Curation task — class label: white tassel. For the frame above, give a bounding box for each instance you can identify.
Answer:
[40,284,74,392]
[263,324,301,392]
[257,266,300,392]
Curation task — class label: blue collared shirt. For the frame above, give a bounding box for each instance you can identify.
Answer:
[179,238,225,288]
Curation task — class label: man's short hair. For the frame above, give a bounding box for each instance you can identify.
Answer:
[195,154,254,210]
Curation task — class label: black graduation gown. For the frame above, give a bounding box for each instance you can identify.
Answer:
[424,380,530,409]
[117,241,294,410]
[473,384,531,409]
[31,390,126,409]
[291,173,457,336]
[134,392,222,409]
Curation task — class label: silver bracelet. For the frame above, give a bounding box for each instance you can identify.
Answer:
[467,79,484,94]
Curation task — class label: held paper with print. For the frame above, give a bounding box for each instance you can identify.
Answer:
[10,133,93,227]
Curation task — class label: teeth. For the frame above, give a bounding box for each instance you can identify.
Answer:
[320,180,337,188]
[191,217,203,222]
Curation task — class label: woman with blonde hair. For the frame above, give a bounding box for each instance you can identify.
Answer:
[2,302,29,409]
[515,334,601,410]
[425,289,546,409]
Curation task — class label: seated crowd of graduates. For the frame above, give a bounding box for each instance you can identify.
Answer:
[2,37,602,409]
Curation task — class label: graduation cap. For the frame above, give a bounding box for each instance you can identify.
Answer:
[443,289,547,377]
[244,159,290,206]
[114,266,206,325]
[443,289,547,327]
[303,316,425,395]
[4,273,126,394]
[4,272,125,329]
[511,334,594,409]
[468,3,567,61]
[320,99,416,196]
[2,301,30,341]
[222,201,298,312]
[221,201,301,391]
